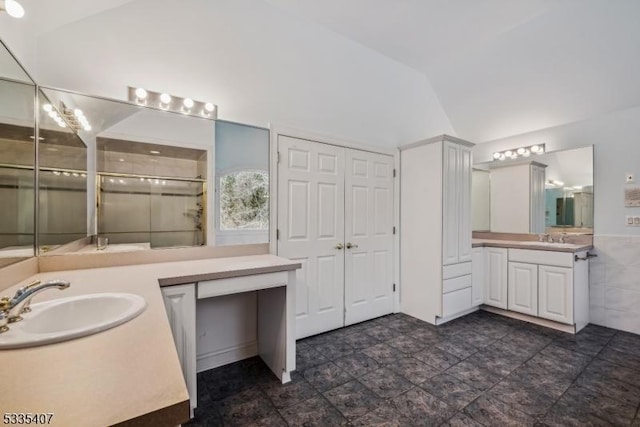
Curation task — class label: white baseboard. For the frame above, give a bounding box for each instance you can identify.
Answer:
[196,341,258,373]
[481,305,577,334]
[435,306,479,325]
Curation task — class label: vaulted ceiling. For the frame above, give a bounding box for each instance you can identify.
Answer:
[266,0,640,142]
[4,0,639,144]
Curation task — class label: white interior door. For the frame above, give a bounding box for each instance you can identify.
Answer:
[344,149,394,325]
[277,135,345,339]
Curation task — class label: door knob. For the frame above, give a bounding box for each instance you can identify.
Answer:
[346,242,359,249]
[335,243,344,250]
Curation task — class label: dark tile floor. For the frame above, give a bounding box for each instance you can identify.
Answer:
[186,311,640,426]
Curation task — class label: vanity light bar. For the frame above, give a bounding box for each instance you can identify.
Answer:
[127,86,218,120]
[492,143,545,161]
[42,102,92,132]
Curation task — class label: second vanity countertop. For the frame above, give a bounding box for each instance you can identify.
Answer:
[0,254,300,427]
[472,238,593,253]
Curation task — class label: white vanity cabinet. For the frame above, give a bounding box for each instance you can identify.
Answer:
[161,284,197,414]
[507,248,588,330]
[507,262,538,315]
[538,264,574,324]
[471,247,484,306]
[483,247,508,309]
[400,135,475,324]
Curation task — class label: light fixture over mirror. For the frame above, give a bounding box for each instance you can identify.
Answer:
[127,87,217,119]
[0,0,25,18]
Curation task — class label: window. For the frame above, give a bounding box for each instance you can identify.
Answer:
[219,170,269,231]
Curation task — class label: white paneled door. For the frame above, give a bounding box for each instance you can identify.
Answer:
[344,149,394,325]
[277,135,395,339]
[277,136,346,339]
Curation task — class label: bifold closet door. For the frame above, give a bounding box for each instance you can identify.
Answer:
[344,149,394,325]
[277,135,346,339]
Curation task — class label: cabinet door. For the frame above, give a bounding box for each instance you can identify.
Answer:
[507,262,538,316]
[484,247,508,309]
[442,142,460,265]
[471,247,484,306]
[457,146,473,263]
[162,284,197,413]
[539,265,573,324]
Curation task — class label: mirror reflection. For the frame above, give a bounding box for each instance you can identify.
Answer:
[37,89,88,252]
[0,41,35,266]
[473,145,593,235]
[38,88,214,252]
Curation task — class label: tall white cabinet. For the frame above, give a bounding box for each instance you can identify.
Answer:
[490,161,546,234]
[400,135,475,324]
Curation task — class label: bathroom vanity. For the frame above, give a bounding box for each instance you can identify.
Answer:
[472,238,593,333]
[0,254,299,427]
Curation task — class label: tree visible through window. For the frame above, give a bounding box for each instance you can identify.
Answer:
[219,170,269,230]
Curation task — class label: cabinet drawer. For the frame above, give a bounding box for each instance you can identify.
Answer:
[443,262,473,280]
[508,249,573,268]
[442,287,472,317]
[198,272,288,299]
[443,274,472,294]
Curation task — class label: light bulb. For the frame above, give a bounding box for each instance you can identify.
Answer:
[522,149,530,157]
[204,102,215,112]
[504,150,513,157]
[498,153,506,161]
[493,152,501,160]
[517,147,525,155]
[2,0,25,18]
[537,146,545,154]
[160,93,171,104]
[135,87,147,100]
[42,104,52,112]
[183,98,194,109]
[530,145,540,153]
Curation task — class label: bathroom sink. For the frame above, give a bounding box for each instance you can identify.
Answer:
[77,243,149,254]
[517,242,582,249]
[0,293,146,349]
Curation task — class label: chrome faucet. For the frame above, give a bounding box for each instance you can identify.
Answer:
[538,233,554,243]
[1,279,70,324]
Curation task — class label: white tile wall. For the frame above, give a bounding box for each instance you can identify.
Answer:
[590,235,640,334]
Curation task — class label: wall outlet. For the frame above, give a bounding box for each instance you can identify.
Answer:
[627,216,634,225]
[628,216,640,226]
[635,216,640,225]
[626,173,635,183]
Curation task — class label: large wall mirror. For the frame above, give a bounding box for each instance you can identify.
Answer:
[36,88,269,254]
[1,37,270,261]
[37,88,88,252]
[473,145,594,235]
[0,40,35,267]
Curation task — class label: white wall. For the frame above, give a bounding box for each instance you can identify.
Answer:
[32,0,453,148]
